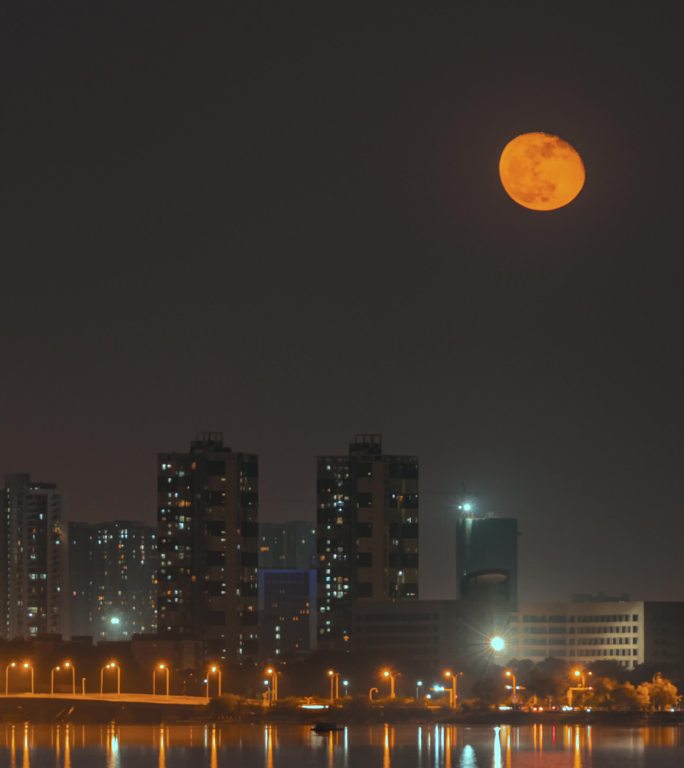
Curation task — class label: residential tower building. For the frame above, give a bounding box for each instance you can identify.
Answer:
[316,434,419,650]
[157,432,259,661]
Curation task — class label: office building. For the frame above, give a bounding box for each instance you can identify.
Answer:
[259,521,317,569]
[157,432,259,661]
[510,600,684,669]
[258,569,317,657]
[317,434,419,650]
[1,474,64,639]
[456,510,518,608]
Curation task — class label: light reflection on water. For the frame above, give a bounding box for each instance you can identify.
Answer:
[1,723,684,766]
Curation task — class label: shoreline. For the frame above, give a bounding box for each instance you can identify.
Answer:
[1,697,683,726]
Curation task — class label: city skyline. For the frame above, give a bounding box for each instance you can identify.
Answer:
[1,2,683,611]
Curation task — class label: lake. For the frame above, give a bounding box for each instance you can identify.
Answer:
[1,722,684,766]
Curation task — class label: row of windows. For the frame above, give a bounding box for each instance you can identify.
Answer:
[522,614,639,623]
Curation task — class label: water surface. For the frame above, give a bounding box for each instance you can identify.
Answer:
[1,722,684,766]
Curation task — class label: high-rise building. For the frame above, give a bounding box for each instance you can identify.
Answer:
[316,434,419,650]
[1,474,64,639]
[456,509,518,608]
[258,568,317,658]
[68,520,158,640]
[259,521,317,570]
[67,521,94,637]
[157,432,259,661]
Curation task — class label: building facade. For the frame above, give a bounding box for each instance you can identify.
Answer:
[68,520,157,640]
[67,521,94,637]
[456,512,518,608]
[510,600,684,670]
[259,521,317,570]
[1,474,64,639]
[258,568,317,658]
[157,432,259,661]
[317,434,419,650]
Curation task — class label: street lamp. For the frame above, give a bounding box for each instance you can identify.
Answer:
[327,669,340,702]
[505,670,518,705]
[5,662,17,695]
[206,665,222,699]
[100,662,120,695]
[51,662,76,695]
[416,680,423,701]
[51,665,60,695]
[342,680,349,696]
[444,670,462,708]
[382,669,397,699]
[573,668,592,689]
[3,662,31,695]
[153,663,170,697]
[22,663,34,695]
[368,687,379,702]
[265,667,279,703]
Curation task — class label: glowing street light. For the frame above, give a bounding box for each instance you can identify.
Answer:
[490,636,505,653]
[382,669,397,699]
[4,662,17,695]
[444,670,463,708]
[327,669,340,702]
[415,680,423,700]
[153,663,170,697]
[3,662,32,695]
[205,665,222,699]
[51,662,75,695]
[265,667,279,703]
[572,668,592,689]
[100,661,120,695]
[504,669,518,705]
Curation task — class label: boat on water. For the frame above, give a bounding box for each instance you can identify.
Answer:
[312,722,343,733]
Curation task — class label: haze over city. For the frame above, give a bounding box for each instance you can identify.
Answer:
[1,3,683,608]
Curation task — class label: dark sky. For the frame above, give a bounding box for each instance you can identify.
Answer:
[2,2,683,603]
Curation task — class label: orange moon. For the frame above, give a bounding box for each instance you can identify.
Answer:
[499,132,585,211]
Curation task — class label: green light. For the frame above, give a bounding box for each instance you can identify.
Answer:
[490,636,505,652]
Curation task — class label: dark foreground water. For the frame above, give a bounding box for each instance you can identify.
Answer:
[1,723,684,767]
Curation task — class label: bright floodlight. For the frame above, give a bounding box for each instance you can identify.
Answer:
[490,636,505,652]
[462,502,473,512]
[110,617,120,625]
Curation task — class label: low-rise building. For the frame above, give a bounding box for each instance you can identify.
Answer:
[510,600,684,669]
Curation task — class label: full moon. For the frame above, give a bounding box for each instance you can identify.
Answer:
[499,132,585,211]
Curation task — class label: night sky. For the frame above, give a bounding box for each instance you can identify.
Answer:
[2,2,683,603]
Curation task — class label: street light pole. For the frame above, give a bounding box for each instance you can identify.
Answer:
[265,668,278,702]
[23,663,34,695]
[51,666,59,695]
[5,662,16,695]
[416,680,423,700]
[444,671,462,708]
[64,662,75,695]
[153,664,170,697]
[100,662,120,695]
[327,670,340,702]
[382,670,396,699]
[505,670,518,705]
[206,665,222,699]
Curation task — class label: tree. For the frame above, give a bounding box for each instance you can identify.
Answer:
[646,673,679,711]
